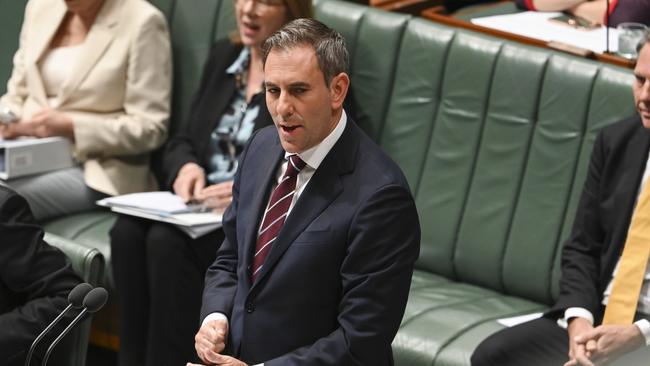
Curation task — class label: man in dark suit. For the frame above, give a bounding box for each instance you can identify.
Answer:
[472,34,650,366]
[191,19,420,366]
[0,185,81,365]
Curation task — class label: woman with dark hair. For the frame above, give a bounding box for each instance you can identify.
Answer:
[109,1,313,365]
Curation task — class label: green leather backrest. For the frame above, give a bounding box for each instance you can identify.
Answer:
[44,233,104,366]
[316,1,635,305]
[394,20,634,304]
[316,1,411,141]
[0,0,26,95]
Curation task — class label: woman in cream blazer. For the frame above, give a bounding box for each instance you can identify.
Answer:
[0,0,171,220]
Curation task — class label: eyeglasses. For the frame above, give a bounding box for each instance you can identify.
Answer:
[236,0,285,8]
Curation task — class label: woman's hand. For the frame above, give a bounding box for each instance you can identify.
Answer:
[0,109,74,140]
[173,162,206,202]
[195,180,234,214]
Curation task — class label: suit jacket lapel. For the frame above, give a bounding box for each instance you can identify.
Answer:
[26,1,67,106]
[242,136,285,284]
[251,121,359,288]
[614,121,650,249]
[57,0,119,105]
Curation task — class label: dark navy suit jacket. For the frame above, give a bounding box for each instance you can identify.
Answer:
[201,118,420,365]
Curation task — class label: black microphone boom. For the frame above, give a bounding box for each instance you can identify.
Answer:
[40,287,108,366]
[24,283,92,366]
[606,0,610,53]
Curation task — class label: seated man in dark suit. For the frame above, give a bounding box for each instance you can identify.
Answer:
[0,185,81,365]
[472,33,650,366]
[190,18,421,366]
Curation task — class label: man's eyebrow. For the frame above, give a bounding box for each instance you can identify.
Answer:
[288,82,310,88]
[263,81,311,89]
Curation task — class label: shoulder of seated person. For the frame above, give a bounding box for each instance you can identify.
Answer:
[119,0,168,28]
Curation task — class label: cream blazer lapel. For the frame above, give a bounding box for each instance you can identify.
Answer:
[24,0,66,107]
[57,0,120,106]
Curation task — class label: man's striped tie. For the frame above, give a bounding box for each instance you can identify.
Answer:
[251,155,306,283]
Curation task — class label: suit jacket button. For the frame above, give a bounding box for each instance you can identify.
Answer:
[245,302,255,313]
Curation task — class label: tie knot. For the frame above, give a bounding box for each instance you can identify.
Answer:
[286,155,306,176]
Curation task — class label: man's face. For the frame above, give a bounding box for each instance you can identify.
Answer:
[634,43,650,129]
[264,45,347,153]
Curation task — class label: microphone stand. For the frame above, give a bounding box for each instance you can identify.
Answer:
[40,287,107,366]
[23,303,74,366]
[605,0,610,54]
[40,308,90,366]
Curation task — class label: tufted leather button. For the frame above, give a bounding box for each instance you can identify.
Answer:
[245,302,255,313]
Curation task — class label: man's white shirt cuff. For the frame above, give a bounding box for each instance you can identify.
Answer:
[558,307,594,328]
[560,309,649,346]
[202,312,229,326]
[634,319,650,346]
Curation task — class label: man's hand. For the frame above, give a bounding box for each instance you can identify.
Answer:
[186,353,247,365]
[1,109,74,140]
[573,324,644,365]
[173,162,206,202]
[565,317,595,366]
[194,319,228,364]
[195,181,234,214]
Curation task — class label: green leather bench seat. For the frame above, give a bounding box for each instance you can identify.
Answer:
[45,212,117,290]
[396,270,544,365]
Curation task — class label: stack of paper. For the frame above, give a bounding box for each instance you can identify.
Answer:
[97,191,222,239]
[471,11,618,54]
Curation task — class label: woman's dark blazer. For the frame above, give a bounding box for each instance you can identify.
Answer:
[162,38,274,189]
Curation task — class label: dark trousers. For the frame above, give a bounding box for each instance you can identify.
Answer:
[471,316,650,366]
[110,215,224,366]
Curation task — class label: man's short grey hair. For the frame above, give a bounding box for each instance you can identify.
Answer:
[262,18,349,86]
[637,29,650,53]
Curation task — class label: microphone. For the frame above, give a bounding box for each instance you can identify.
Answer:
[605,0,610,53]
[24,283,93,366]
[40,287,108,366]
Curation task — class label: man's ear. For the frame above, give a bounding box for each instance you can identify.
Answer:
[329,72,350,110]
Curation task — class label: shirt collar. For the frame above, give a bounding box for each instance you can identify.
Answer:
[226,47,251,75]
[284,110,348,170]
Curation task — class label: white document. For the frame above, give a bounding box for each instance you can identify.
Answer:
[98,192,223,239]
[471,12,618,54]
[97,191,193,214]
[497,312,544,327]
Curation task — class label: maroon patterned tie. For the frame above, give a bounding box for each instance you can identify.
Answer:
[251,155,306,282]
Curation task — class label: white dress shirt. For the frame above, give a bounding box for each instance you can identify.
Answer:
[40,44,83,108]
[202,111,348,364]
